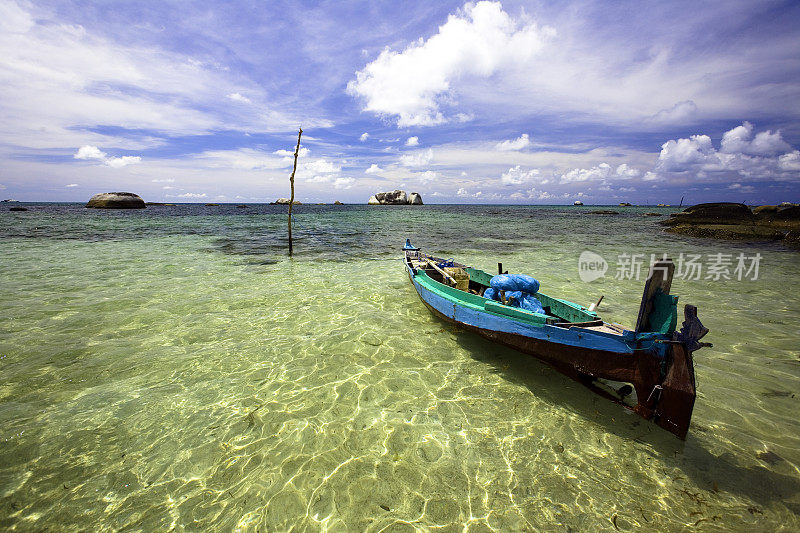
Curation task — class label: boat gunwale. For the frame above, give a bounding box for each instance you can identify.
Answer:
[406,252,618,334]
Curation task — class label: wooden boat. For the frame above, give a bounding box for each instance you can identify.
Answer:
[403,241,711,440]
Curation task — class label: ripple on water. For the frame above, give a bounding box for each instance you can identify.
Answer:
[0,205,798,530]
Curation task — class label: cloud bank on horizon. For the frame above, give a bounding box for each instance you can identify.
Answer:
[0,0,799,203]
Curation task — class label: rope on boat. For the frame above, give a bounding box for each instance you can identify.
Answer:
[646,385,663,404]
[624,338,658,350]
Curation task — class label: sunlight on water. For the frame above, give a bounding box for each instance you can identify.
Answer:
[1,204,798,530]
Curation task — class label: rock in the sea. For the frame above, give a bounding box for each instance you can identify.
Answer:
[586,210,619,215]
[753,205,778,215]
[662,202,753,226]
[368,190,421,205]
[775,205,800,220]
[665,224,784,240]
[273,198,302,205]
[86,192,145,209]
[334,200,343,205]
[573,201,583,206]
[784,230,800,247]
[656,202,799,246]
[9,206,27,211]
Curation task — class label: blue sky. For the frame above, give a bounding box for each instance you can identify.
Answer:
[1,0,799,204]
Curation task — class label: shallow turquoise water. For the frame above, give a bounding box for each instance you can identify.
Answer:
[1,204,798,530]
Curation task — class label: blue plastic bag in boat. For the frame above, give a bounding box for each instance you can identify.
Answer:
[485,288,545,314]
[504,290,524,302]
[484,287,545,314]
[516,293,545,314]
[504,291,545,313]
[490,274,540,294]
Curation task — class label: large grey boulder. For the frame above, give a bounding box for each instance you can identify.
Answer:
[368,190,423,205]
[86,192,145,209]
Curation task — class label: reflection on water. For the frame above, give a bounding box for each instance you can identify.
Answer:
[0,204,798,530]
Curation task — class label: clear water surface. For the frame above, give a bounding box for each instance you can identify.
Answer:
[1,203,798,531]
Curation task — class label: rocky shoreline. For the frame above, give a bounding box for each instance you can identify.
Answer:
[661,202,799,247]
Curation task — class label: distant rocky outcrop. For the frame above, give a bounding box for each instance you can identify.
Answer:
[334,201,343,205]
[86,192,145,209]
[660,202,799,247]
[368,190,423,205]
[752,205,778,215]
[272,198,302,205]
[664,202,754,225]
[9,206,27,211]
[573,200,583,206]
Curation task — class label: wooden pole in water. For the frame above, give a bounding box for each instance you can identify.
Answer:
[288,127,303,256]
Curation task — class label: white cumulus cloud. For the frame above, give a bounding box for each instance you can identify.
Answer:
[779,151,800,171]
[74,145,106,160]
[347,1,553,126]
[496,133,530,151]
[273,147,310,158]
[226,92,252,104]
[73,145,141,167]
[560,163,613,183]
[105,156,141,168]
[652,122,798,182]
[648,100,698,124]
[405,136,419,146]
[560,162,640,183]
[501,165,542,185]
[417,170,437,183]
[720,121,791,155]
[359,132,369,142]
[365,164,383,174]
[399,148,433,167]
[333,177,355,189]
